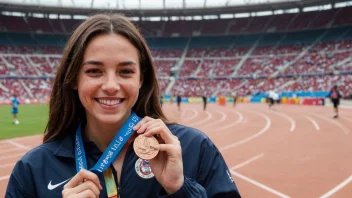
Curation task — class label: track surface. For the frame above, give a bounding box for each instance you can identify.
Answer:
[1,103,352,198]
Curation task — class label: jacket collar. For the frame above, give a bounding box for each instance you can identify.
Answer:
[53,129,102,159]
[53,132,76,159]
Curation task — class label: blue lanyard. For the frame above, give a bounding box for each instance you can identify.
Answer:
[75,111,142,173]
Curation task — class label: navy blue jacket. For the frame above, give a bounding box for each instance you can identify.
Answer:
[6,124,241,198]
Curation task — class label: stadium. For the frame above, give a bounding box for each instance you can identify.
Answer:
[0,0,352,197]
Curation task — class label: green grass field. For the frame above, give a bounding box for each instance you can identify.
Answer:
[0,104,48,140]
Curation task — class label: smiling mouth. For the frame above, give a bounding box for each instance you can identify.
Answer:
[95,98,125,106]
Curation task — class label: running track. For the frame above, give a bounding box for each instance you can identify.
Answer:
[1,103,352,198]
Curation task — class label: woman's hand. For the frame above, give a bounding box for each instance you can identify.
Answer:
[62,169,103,198]
[133,117,184,194]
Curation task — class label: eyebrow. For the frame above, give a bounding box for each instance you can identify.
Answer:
[82,60,137,67]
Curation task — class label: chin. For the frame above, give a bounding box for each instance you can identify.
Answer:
[98,117,121,124]
[98,113,127,124]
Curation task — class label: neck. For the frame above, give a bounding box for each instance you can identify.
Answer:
[84,113,131,152]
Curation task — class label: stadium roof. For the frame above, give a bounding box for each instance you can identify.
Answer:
[0,0,350,17]
[0,0,303,9]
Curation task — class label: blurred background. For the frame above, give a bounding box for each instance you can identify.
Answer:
[0,0,351,136]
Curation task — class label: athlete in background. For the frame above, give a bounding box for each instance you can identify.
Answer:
[328,85,342,118]
[11,95,20,124]
[202,96,207,111]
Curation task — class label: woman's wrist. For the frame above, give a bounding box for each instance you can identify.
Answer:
[164,177,185,195]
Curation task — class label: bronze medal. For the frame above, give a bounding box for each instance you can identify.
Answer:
[133,135,159,160]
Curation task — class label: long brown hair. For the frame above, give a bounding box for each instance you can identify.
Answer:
[43,14,169,143]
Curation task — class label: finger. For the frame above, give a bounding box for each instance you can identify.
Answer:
[136,120,155,134]
[144,122,162,133]
[150,143,182,160]
[78,189,96,198]
[136,117,163,134]
[133,116,153,131]
[144,126,178,144]
[64,169,102,190]
[66,180,101,197]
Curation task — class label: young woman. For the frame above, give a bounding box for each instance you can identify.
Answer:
[6,14,241,198]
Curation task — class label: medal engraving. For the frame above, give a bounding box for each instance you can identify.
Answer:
[133,135,159,160]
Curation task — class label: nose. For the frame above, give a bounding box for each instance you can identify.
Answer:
[101,73,120,94]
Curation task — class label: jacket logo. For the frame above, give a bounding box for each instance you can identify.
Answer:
[47,178,71,190]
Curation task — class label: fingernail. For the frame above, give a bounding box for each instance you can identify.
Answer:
[133,126,137,130]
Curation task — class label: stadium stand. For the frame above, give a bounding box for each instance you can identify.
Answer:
[0,5,352,100]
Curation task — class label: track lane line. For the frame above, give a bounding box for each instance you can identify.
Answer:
[5,140,30,150]
[0,175,10,181]
[191,111,213,126]
[230,170,291,198]
[220,111,271,151]
[319,175,352,198]
[0,153,26,161]
[304,115,320,131]
[217,111,244,131]
[203,110,227,127]
[312,114,350,135]
[231,153,264,170]
[269,111,296,132]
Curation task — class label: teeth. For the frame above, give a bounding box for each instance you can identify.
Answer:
[97,99,121,106]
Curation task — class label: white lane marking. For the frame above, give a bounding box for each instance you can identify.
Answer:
[230,170,291,198]
[5,140,30,150]
[180,109,187,117]
[0,135,42,144]
[270,111,296,132]
[203,110,227,127]
[0,147,23,154]
[217,111,244,131]
[0,175,10,181]
[231,153,264,170]
[340,116,352,123]
[0,153,26,160]
[220,111,271,151]
[0,163,15,168]
[0,143,11,149]
[181,109,199,122]
[191,111,213,126]
[319,175,352,198]
[304,116,320,131]
[312,114,350,135]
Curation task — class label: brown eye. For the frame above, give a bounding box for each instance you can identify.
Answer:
[120,69,134,75]
[85,68,102,74]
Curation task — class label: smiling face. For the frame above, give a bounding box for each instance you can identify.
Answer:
[76,33,141,126]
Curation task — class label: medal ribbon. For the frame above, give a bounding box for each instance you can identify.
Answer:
[75,111,142,197]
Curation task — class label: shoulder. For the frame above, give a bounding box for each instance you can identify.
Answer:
[8,137,75,197]
[167,124,213,149]
[17,140,62,168]
[167,124,207,140]
[11,136,73,182]
[15,133,76,170]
